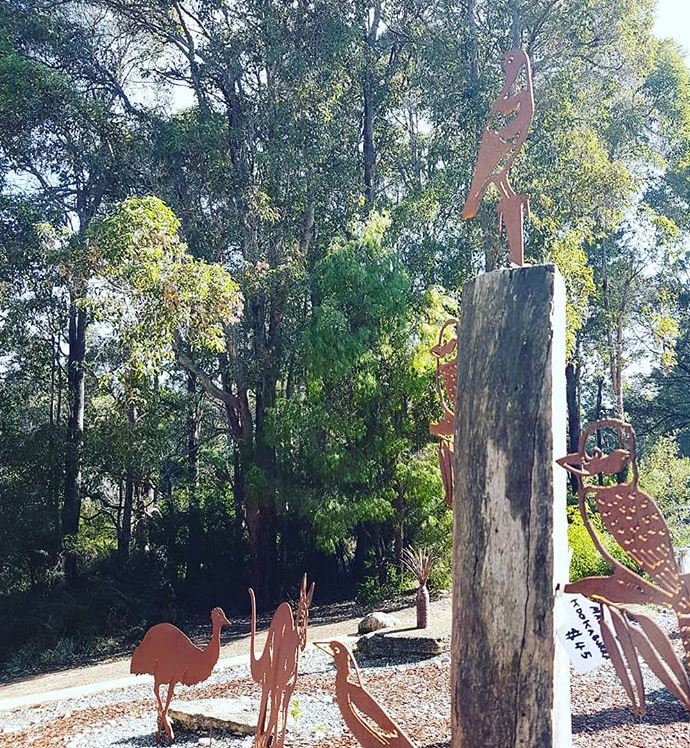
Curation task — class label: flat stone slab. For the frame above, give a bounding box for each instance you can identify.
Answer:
[355,625,450,659]
[169,696,257,735]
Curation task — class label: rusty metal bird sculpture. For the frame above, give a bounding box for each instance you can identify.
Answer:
[314,640,415,748]
[130,607,231,743]
[462,48,534,266]
[558,418,690,715]
[429,317,459,507]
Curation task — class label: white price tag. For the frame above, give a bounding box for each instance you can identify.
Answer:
[556,593,610,674]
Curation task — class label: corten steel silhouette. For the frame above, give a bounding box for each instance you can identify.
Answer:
[315,640,416,748]
[558,418,690,715]
[249,574,315,748]
[429,317,458,506]
[462,48,534,266]
[130,607,230,743]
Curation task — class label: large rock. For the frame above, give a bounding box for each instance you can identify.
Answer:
[169,697,256,735]
[357,611,401,634]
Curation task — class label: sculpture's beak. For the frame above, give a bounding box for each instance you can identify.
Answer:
[221,612,231,626]
[313,640,334,657]
[431,338,457,358]
[556,452,591,476]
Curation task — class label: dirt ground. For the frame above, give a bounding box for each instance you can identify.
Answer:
[0,595,452,707]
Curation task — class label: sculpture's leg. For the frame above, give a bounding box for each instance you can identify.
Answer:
[267,688,281,746]
[439,440,454,507]
[154,683,164,743]
[497,194,527,267]
[277,688,293,747]
[255,685,270,747]
[162,682,176,743]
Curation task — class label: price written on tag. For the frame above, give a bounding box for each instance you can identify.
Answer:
[557,593,610,674]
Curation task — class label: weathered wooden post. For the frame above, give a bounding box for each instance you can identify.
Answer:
[451,265,570,747]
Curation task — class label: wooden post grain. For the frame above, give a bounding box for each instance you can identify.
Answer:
[451,265,571,747]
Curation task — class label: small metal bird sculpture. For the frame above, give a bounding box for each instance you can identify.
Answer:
[462,48,534,266]
[429,317,458,506]
[314,640,415,748]
[558,418,690,714]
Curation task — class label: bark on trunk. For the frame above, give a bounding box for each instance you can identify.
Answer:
[118,402,137,561]
[185,370,202,584]
[62,298,87,585]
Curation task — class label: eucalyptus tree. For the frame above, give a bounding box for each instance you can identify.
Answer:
[0,0,151,581]
[98,0,370,600]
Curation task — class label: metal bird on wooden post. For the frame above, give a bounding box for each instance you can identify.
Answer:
[558,418,690,715]
[462,48,534,267]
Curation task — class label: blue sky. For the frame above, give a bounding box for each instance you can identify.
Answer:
[655,0,690,59]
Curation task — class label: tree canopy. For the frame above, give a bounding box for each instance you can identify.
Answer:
[1,0,689,670]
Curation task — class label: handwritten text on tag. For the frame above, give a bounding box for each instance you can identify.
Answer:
[557,593,610,674]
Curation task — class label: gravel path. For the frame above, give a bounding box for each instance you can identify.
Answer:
[3,605,690,747]
[0,597,452,705]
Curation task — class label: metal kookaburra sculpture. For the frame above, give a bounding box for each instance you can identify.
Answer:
[462,48,534,266]
[559,418,690,715]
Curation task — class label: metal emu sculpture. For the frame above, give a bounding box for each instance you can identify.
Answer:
[248,574,315,748]
[130,607,231,743]
[558,418,690,715]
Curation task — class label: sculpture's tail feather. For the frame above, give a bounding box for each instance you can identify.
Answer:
[461,188,481,220]
[677,610,690,669]
[130,642,147,675]
[248,587,260,680]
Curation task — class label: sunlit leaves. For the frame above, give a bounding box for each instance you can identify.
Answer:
[88,196,242,381]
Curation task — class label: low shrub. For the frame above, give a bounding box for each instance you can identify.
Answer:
[568,504,639,581]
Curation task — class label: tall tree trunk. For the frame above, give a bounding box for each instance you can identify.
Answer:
[362,1,381,208]
[353,523,369,585]
[394,483,404,573]
[62,298,87,585]
[232,446,245,536]
[248,368,279,605]
[185,370,201,585]
[119,402,137,561]
[120,469,134,561]
[595,375,605,486]
[465,0,500,272]
[135,478,153,554]
[510,0,523,48]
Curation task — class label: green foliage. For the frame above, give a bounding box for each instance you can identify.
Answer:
[548,232,596,361]
[639,435,690,546]
[1,0,690,673]
[88,196,243,380]
[568,505,640,581]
